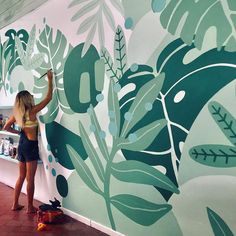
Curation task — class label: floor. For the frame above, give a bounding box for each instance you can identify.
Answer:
[0,182,108,236]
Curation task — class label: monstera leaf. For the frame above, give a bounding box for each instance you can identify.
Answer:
[160,0,236,51]
[4,29,29,73]
[34,24,73,123]
[119,38,236,199]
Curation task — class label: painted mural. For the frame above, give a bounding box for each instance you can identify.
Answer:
[1,0,236,235]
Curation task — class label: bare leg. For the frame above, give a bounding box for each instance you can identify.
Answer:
[26,160,38,213]
[12,162,26,210]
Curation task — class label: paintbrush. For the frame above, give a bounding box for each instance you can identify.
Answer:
[39,68,52,79]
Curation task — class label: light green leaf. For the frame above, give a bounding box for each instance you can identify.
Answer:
[208,101,236,146]
[108,79,120,139]
[82,23,97,57]
[102,1,116,31]
[118,119,166,151]
[121,73,165,137]
[66,144,102,195]
[77,14,97,35]
[111,160,179,193]
[207,207,234,236]
[89,105,109,160]
[189,144,236,167]
[26,24,36,58]
[98,15,105,48]
[160,0,236,51]
[110,0,124,16]
[15,36,25,60]
[68,0,89,8]
[111,194,172,226]
[79,121,105,182]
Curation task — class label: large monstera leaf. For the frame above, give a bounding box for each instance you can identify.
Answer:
[4,29,29,73]
[34,24,74,123]
[119,38,236,199]
[160,0,236,52]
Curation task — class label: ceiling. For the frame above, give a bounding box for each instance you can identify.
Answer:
[0,0,48,29]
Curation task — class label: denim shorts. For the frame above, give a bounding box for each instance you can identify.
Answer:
[17,131,40,162]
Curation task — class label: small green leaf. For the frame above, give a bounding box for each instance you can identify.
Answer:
[15,36,25,60]
[79,121,105,182]
[111,194,172,226]
[102,1,116,31]
[66,144,102,195]
[208,101,236,146]
[82,23,97,57]
[189,145,236,167]
[121,73,165,137]
[26,24,36,58]
[77,14,97,35]
[110,0,124,16]
[111,160,179,194]
[207,207,234,236]
[118,119,166,151]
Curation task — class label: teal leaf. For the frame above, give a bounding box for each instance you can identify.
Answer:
[111,194,172,226]
[118,119,167,151]
[207,207,234,236]
[152,0,166,13]
[89,105,109,160]
[189,145,236,167]
[111,160,179,194]
[79,121,105,181]
[108,79,120,139]
[35,24,73,123]
[160,0,236,51]
[208,101,236,146]
[121,73,165,137]
[66,144,102,195]
[114,26,127,78]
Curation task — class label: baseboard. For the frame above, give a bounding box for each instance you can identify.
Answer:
[61,207,125,236]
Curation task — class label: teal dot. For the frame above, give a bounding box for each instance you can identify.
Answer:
[124,112,133,121]
[130,63,138,72]
[108,110,115,118]
[125,17,133,29]
[47,144,51,151]
[99,131,106,139]
[145,103,153,111]
[90,125,96,132]
[96,93,104,102]
[114,83,121,93]
[51,168,56,176]
[152,0,166,13]
[10,87,13,94]
[128,133,138,142]
[109,122,117,136]
[56,175,68,198]
[48,155,53,163]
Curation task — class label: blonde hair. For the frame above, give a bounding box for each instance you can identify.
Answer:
[13,90,35,128]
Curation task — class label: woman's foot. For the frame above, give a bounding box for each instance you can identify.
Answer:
[12,204,24,211]
[27,206,38,214]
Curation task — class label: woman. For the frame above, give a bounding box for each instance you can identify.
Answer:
[3,70,53,213]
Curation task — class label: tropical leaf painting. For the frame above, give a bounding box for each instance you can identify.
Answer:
[15,25,45,70]
[68,0,124,57]
[34,24,74,123]
[159,0,236,52]
[189,101,236,168]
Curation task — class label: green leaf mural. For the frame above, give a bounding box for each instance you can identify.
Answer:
[207,207,234,236]
[69,0,124,57]
[160,0,236,51]
[46,121,87,170]
[110,194,172,226]
[34,24,73,123]
[111,160,179,194]
[64,43,105,113]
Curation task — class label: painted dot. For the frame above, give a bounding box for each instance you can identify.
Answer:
[56,175,68,198]
[90,125,96,132]
[130,63,139,72]
[128,133,137,142]
[174,90,185,103]
[51,168,56,176]
[87,107,93,114]
[125,17,133,29]
[99,131,106,139]
[145,103,153,111]
[47,144,51,151]
[152,0,166,13]
[108,110,115,118]
[114,83,121,93]
[96,93,104,102]
[124,112,133,121]
[48,155,53,163]
[46,165,49,170]
[109,122,118,136]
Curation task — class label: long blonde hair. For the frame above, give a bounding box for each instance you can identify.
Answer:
[13,90,35,128]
